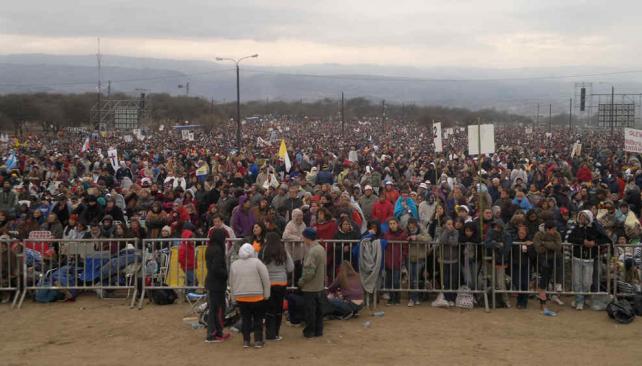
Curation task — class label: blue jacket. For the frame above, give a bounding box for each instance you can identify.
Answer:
[393,197,418,221]
[512,197,533,213]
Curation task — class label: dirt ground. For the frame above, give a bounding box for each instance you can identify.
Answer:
[2,294,642,366]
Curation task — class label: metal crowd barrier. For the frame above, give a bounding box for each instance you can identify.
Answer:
[0,239,22,308]
[17,238,142,309]
[378,241,491,311]
[612,244,642,298]
[492,242,611,309]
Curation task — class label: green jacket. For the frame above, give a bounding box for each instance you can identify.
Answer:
[298,242,326,292]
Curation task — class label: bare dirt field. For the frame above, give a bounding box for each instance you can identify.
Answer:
[2,295,642,366]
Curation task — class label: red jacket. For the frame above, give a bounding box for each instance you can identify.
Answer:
[178,230,196,271]
[576,166,593,183]
[385,189,400,204]
[372,200,394,223]
[384,230,408,270]
[315,220,338,241]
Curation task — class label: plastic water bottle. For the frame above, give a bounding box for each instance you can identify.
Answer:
[372,311,385,317]
[191,323,205,329]
[362,321,371,328]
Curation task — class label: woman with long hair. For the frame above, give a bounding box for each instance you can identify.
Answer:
[260,232,293,341]
[327,261,364,319]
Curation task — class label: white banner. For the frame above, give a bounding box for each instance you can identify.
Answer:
[107,148,119,170]
[188,132,195,141]
[571,141,582,158]
[446,128,454,136]
[467,124,495,155]
[181,130,190,140]
[433,122,443,153]
[123,135,133,143]
[625,128,642,153]
[525,127,532,134]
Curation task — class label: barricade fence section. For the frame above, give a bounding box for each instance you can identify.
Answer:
[18,238,141,309]
[378,241,490,310]
[612,244,642,298]
[0,239,22,308]
[140,237,213,309]
[492,242,611,309]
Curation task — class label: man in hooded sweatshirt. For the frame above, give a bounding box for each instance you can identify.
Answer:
[178,229,197,288]
[567,210,610,310]
[205,229,231,343]
[230,243,271,349]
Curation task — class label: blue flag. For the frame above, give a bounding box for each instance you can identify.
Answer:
[5,151,16,170]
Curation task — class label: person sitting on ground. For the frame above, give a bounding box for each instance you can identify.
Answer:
[327,261,364,319]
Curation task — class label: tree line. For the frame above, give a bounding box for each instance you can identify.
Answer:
[0,92,540,133]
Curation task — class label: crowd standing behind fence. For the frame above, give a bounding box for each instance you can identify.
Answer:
[0,122,640,322]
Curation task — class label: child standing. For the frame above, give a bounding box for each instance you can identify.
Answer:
[260,232,294,341]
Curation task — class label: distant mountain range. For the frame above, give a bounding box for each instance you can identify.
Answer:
[1,53,641,115]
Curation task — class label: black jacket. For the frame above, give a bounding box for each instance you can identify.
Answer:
[205,244,228,292]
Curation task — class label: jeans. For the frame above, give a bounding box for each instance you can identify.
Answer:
[384,268,401,303]
[238,301,266,343]
[328,298,359,317]
[511,256,530,307]
[572,257,594,304]
[207,291,225,338]
[408,260,425,302]
[303,291,324,338]
[442,262,460,302]
[185,270,196,288]
[463,259,479,290]
[265,285,286,340]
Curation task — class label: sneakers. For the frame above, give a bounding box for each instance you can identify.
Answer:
[243,341,251,349]
[447,301,455,307]
[254,341,265,349]
[382,293,390,300]
[431,297,449,308]
[205,333,231,343]
[267,336,283,341]
[407,299,415,307]
[551,295,564,306]
[576,302,584,311]
[415,300,421,305]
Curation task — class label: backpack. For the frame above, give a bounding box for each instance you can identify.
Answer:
[630,294,642,316]
[455,286,475,310]
[606,300,635,324]
[150,289,177,305]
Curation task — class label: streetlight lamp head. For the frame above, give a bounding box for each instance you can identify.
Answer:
[215,57,224,61]
[251,54,259,58]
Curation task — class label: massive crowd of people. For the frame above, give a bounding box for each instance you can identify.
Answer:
[1,116,640,345]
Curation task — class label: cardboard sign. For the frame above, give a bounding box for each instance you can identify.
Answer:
[433,122,443,153]
[467,124,495,155]
[624,128,642,153]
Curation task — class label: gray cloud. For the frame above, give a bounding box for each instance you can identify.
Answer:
[1,0,640,67]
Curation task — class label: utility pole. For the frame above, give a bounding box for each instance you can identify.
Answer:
[569,98,572,133]
[382,99,386,130]
[96,37,102,131]
[401,103,405,122]
[341,91,345,135]
[210,97,214,114]
[611,86,615,137]
[549,104,552,132]
[186,82,190,97]
[536,104,540,129]
[107,80,111,97]
[236,64,241,148]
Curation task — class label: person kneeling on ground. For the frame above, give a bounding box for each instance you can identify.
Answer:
[230,243,271,349]
[327,261,364,319]
[298,228,327,338]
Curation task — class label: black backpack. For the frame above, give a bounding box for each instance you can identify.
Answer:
[630,294,642,316]
[606,300,635,324]
[150,289,177,305]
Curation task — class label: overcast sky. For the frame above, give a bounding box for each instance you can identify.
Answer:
[1,0,640,68]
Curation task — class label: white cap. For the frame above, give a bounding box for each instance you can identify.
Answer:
[425,180,432,185]
[458,205,470,213]
[385,180,393,185]
[419,183,428,189]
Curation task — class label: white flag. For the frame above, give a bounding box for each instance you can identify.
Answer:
[81,137,90,153]
[433,122,443,153]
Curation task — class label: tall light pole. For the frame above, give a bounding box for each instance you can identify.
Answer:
[215,54,259,150]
